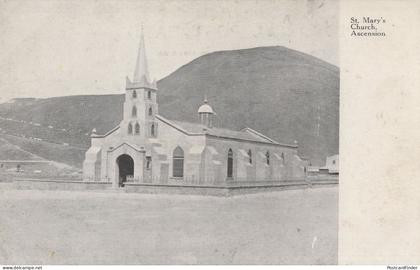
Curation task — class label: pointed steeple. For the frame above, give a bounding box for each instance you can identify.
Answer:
[133,27,151,85]
[126,26,156,90]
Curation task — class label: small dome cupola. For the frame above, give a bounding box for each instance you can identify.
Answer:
[198,98,215,128]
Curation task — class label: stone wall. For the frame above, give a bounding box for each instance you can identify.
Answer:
[9,176,338,196]
[156,120,206,181]
[204,135,302,182]
[83,116,308,186]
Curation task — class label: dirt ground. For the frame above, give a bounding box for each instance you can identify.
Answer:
[0,186,338,264]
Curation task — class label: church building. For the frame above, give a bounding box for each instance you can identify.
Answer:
[83,32,306,187]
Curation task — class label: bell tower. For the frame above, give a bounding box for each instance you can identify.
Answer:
[121,29,158,140]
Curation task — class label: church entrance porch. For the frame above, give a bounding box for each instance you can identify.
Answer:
[106,142,145,188]
[117,154,134,187]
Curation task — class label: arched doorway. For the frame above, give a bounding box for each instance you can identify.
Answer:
[116,154,134,187]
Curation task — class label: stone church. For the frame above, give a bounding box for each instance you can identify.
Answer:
[83,32,307,187]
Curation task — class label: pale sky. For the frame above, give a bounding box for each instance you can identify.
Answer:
[0,0,338,101]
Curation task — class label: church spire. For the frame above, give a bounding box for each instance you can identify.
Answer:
[133,27,151,85]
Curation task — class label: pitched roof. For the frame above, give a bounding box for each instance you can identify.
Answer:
[94,116,296,148]
[156,115,296,147]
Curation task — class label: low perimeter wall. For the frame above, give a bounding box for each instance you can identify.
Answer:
[123,181,312,196]
[13,178,112,191]
[11,177,338,196]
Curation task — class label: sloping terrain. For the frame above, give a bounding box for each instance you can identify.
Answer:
[0,134,85,168]
[0,137,43,160]
[0,136,81,179]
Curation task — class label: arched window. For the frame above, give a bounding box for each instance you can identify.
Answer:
[132,90,137,98]
[248,149,252,164]
[227,148,233,178]
[135,122,140,135]
[266,151,270,165]
[151,124,155,137]
[281,152,285,165]
[132,106,137,117]
[128,123,133,134]
[148,107,153,116]
[147,91,151,99]
[172,146,184,177]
